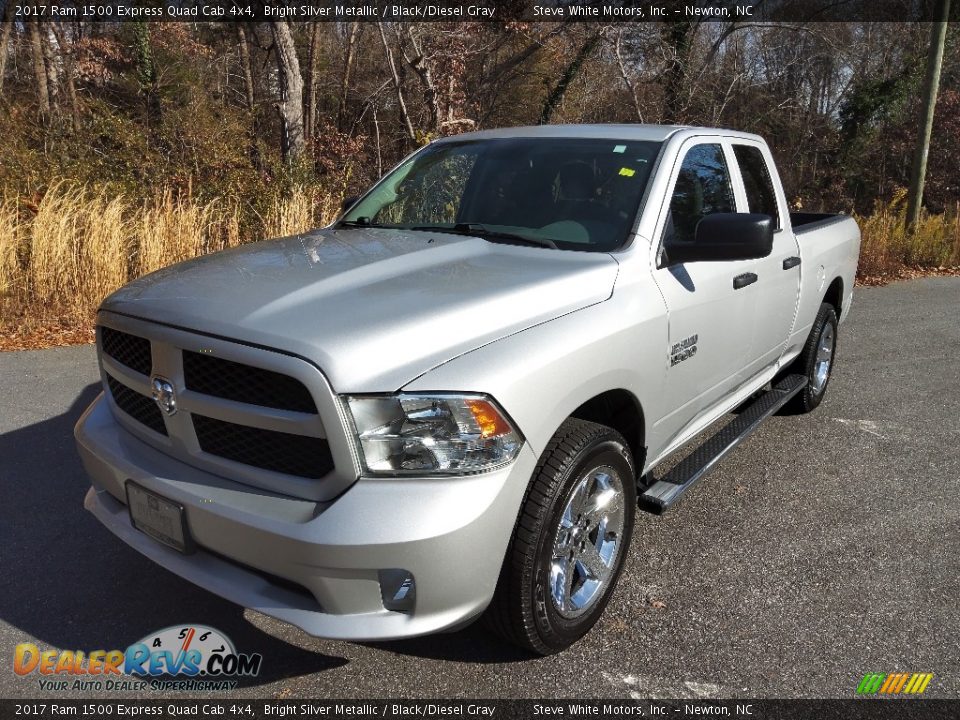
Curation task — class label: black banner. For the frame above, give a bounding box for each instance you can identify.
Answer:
[2,700,960,720]
[3,0,959,23]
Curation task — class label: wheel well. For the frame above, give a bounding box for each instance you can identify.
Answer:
[824,277,843,317]
[569,390,645,468]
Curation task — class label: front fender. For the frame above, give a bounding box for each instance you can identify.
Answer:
[402,279,667,462]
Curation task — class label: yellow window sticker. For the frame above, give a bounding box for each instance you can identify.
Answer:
[619,167,636,177]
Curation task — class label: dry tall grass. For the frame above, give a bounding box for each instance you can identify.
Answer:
[263,186,341,239]
[856,190,960,278]
[1,181,957,342]
[0,183,340,330]
[0,198,20,301]
[135,191,240,277]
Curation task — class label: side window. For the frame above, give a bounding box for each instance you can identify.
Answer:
[733,144,780,229]
[665,144,735,244]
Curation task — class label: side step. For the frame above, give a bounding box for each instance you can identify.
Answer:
[639,374,807,514]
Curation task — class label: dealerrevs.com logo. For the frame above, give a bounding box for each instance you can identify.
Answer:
[13,625,262,692]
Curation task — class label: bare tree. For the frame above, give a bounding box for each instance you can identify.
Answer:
[612,29,645,122]
[540,32,601,124]
[236,25,256,111]
[906,0,951,227]
[270,20,306,163]
[377,22,417,143]
[397,26,440,132]
[337,21,362,131]
[50,23,80,127]
[305,22,322,142]
[0,2,12,96]
[28,22,51,117]
[661,21,694,123]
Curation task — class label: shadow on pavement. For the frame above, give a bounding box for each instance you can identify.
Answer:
[0,384,346,688]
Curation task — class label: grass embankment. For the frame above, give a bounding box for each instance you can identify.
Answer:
[0,184,957,350]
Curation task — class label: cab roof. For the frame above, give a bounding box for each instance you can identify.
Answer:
[433,123,764,145]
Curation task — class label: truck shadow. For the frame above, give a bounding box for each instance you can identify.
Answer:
[0,384,346,689]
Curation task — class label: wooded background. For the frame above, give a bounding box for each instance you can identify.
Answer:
[0,18,958,344]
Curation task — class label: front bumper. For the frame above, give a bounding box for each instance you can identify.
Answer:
[76,394,536,640]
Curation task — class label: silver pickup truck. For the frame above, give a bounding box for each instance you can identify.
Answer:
[76,124,860,654]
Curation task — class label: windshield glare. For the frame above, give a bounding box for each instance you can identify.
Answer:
[341,137,661,252]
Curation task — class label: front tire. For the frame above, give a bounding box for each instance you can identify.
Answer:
[788,302,838,413]
[485,419,636,655]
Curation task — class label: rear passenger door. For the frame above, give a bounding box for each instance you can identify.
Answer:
[730,142,801,375]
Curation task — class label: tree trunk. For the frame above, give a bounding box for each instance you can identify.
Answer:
[540,33,601,125]
[133,22,161,126]
[906,0,951,228]
[29,22,51,117]
[0,2,12,96]
[270,20,306,163]
[662,22,694,123]
[305,22,322,142]
[337,21,362,131]
[377,22,417,144]
[236,25,255,111]
[50,22,80,128]
[613,31,644,123]
[399,27,440,133]
[41,25,59,108]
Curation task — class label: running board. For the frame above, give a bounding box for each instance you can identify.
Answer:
[639,374,807,514]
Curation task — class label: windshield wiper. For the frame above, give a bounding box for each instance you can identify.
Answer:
[337,217,391,229]
[410,223,558,250]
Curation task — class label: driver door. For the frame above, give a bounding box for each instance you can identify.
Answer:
[651,139,759,450]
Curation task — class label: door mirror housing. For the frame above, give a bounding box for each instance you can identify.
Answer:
[665,213,774,265]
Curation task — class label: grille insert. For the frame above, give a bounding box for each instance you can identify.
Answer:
[193,414,333,479]
[106,375,167,436]
[101,327,152,376]
[183,351,317,413]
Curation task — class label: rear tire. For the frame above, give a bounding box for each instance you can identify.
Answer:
[484,419,636,655]
[787,302,838,413]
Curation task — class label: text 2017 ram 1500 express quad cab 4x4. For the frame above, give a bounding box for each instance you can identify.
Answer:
[76,125,860,654]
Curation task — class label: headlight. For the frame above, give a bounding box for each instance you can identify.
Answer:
[345,394,522,475]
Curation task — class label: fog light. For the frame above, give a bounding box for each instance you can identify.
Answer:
[379,569,416,613]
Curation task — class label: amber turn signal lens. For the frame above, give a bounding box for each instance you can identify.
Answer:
[466,399,512,438]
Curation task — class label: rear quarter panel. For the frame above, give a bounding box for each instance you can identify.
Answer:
[786,216,861,361]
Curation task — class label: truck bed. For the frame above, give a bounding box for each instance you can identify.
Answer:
[790,212,852,235]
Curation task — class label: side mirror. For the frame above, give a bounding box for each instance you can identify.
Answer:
[665,213,773,264]
[341,196,359,215]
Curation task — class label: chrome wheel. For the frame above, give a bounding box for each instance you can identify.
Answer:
[549,466,626,618]
[811,322,835,395]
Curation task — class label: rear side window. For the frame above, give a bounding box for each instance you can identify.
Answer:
[665,144,735,244]
[733,145,780,229]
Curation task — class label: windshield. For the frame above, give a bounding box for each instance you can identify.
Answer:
[341,137,661,252]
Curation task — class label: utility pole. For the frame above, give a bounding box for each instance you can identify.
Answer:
[906,0,951,229]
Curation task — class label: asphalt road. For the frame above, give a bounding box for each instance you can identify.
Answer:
[1,277,958,701]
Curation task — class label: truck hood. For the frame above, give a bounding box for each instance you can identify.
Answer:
[102,227,619,391]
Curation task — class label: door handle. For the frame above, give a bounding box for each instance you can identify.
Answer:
[782,256,801,270]
[733,272,758,289]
